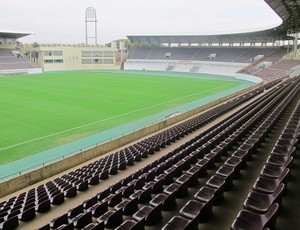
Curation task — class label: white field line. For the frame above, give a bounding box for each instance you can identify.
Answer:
[0,83,233,151]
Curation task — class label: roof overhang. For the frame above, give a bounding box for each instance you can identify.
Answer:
[128,0,300,45]
[264,0,300,33]
[127,29,292,44]
[0,31,31,39]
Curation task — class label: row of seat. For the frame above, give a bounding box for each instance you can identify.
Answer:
[231,93,300,230]
[35,78,300,229]
[161,79,300,229]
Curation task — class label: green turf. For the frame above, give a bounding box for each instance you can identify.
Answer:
[0,71,244,165]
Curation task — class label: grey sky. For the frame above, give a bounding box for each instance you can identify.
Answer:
[0,0,282,44]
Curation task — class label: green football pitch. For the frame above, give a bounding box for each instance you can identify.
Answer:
[0,71,245,165]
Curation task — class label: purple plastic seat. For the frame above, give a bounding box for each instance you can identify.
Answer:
[87,201,108,218]
[97,187,110,201]
[63,186,77,198]
[97,208,123,229]
[82,196,98,210]
[149,193,176,211]
[206,175,226,205]
[193,186,215,221]
[56,222,73,230]
[50,213,69,229]
[243,183,285,214]
[115,197,139,215]
[103,192,122,207]
[266,154,294,167]
[129,188,152,204]
[253,168,289,194]
[35,199,51,213]
[82,222,104,230]
[231,203,279,230]
[216,165,235,191]
[73,211,93,229]
[176,173,198,188]
[232,149,249,168]
[224,156,242,179]
[164,182,187,199]
[132,204,162,226]
[272,144,296,157]
[0,216,19,230]
[162,215,198,230]
[143,178,164,194]
[180,199,212,223]
[260,159,292,179]
[117,184,135,198]
[50,192,65,205]
[115,219,145,230]
[194,158,209,177]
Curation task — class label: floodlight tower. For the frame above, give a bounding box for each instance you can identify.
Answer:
[85,7,98,45]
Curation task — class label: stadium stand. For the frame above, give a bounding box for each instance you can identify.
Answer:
[242,59,300,82]
[125,45,299,82]
[1,0,300,229]
[127,47,282,63]
[0,48,34,70]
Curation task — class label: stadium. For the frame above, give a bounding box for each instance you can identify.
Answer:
[0,0,299,229]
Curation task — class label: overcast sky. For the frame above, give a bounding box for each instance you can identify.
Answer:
[0,0,282,44]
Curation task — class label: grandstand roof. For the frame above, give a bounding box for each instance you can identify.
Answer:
[128,0,300,45]
[0,31,31,39]
[265,0,300,34]
[127,29,291,44]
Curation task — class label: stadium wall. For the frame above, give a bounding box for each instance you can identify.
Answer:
[0,68,43,76]
[235,73,263,83]
[125,59,248,78]
[290,64,300,78]
[0,82,260,197]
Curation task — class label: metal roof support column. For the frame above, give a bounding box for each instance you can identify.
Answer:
[293,33,298,58]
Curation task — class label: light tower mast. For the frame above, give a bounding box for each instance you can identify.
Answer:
[85,7,98,45]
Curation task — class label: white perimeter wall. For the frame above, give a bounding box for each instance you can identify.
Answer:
[125,59,248,77]
[290,64,300,78]
[125,59,261,83]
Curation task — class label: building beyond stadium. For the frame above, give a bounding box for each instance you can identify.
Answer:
[24,44,119,72]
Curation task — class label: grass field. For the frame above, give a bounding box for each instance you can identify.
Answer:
[0,71,245,165]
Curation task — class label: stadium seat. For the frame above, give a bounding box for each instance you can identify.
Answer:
[132,204,162,226]
[97,208,123,229]
[87,201,108,218]
[115,197,139,215]
[206,175,226,205]
[231,203,280,230]
[82,222,104,230]
[103,192,122,207]
[193,186,215,220]
[243,183,285,213]
[216,165,235,191]
[68,204,84,219]
[115,219,145,230]
[0,216,19,230]
[253,168,289,194]
[50,213,69,229]
[72,211,93,229]
[129,188,152,204]
[149,193,176,211]
[162,215,198,230]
